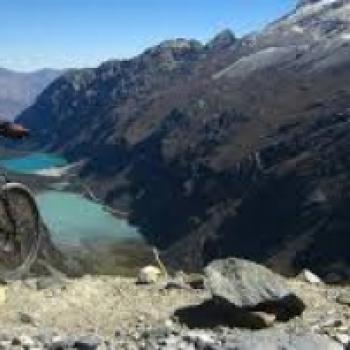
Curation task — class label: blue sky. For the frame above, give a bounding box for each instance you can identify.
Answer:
[0,0,296,71]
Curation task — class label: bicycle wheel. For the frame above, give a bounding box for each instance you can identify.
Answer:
[0,183,42,280]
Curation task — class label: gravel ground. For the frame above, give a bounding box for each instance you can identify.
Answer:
[0,275,348,349]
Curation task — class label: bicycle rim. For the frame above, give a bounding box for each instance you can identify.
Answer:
[0,183,41,280]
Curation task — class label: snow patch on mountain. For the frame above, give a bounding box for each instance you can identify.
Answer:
[213,46,307,80]
[298,0,339,10]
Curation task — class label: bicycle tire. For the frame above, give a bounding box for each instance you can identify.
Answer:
[0,183,42,280]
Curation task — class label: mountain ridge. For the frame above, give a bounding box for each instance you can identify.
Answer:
[17,0,350,279]
[0,68,62,120]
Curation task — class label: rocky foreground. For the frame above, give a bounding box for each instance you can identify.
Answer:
[0,258,349,349]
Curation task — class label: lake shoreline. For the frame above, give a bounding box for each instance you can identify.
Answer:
[0,149,151,276]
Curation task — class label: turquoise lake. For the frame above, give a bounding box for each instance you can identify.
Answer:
[0,153,67,174]
[0,153,143,247]
[36,191,142,246]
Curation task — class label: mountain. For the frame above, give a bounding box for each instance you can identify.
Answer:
[0,68,62,120]
[18,0,350,280]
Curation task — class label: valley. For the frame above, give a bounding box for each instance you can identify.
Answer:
[1,1,350,349]
[0,151,151,276]
[14,0,350,280]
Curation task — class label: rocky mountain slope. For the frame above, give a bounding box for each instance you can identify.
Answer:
[0,68,61,120]
[17,0,350,279]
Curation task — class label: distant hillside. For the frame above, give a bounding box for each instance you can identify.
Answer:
[0,68,61,120]
[18,0,350,280]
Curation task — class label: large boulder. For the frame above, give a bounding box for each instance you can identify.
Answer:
[204,258,305,322]
[204,258,292,307]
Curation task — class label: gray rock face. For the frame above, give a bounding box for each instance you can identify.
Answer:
[206,29,236,51]
[204,258,291,308]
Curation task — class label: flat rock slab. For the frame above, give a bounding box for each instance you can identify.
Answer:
[204,258,293,308]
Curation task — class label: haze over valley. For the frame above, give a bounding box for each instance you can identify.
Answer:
[0,68,61,120]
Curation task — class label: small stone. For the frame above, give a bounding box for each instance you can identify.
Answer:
[74,336,100,350]
[51,335,65,343]
[49,335,74,349]
[160,335,179,347]
[229,309,277,329]
[136,266,162,284]
[142,327,171,339]
[334,333,350,345]
[336,292,350,306]
[184,273,205,289]
[137,315,145,323]
[18,312,36,325]
[298,269,322,284]
[36,276,66,291]
[164,280,190,290]
[321,318,343,328]
[22,279,38,290]
[164,319,174,329]
[11,337,21,346]
[183,331,215,345]
[250,311,276,327]
[12,335,35,347]
[114,330,122,337]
